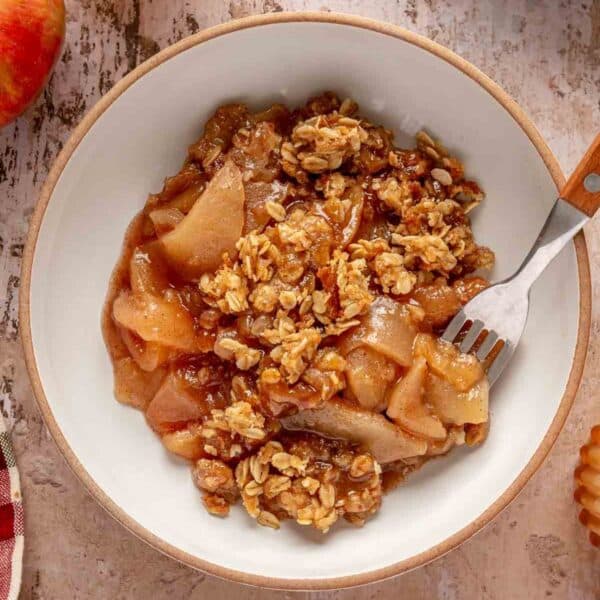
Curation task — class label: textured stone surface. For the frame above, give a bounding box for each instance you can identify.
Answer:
[1,1,599,598]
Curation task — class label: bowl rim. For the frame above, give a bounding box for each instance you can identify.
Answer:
[19,11,591,591]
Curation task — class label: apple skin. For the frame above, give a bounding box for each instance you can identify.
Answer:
[0,0,65,127]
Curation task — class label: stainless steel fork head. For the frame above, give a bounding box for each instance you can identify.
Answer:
[441,280,529,385]
[442,198,589,387]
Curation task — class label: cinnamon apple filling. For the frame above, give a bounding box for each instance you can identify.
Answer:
[103,93,494,532]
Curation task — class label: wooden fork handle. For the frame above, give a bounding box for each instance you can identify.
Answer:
[560,133,600,216]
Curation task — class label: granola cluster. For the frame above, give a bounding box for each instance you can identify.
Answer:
[106,93,494,534]
[194,434,383,532]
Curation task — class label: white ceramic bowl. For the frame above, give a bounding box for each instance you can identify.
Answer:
[21,13,590,590]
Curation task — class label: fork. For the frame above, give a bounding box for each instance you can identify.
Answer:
[443,134,600,386]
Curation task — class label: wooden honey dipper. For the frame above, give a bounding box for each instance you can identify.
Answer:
[575,425,600,546]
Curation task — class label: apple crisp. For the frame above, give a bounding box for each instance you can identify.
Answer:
[103,93,494,533]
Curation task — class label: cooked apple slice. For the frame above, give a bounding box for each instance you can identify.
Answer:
[386,357,447,440]
[260,380,322,415]
[148,207,185,236]
[130,243,170,296]
[113,357,166,410]
[119,326,172,371]
[160,160,245,279]
[414,333,484,392]
[411,283,461,329]
[425,373,489,425]
[113,290,198,353]
[146,372,207,433]
[341,296,419,367]
[161,182,205,214]
[161,427,204,460]
[339,184,364,247]
[427,426,466,456]
[452,277,489,304]
[282,398,427,463]
[345,346,397,411]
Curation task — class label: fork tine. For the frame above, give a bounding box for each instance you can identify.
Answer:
[486,341,512,386]
[442,310,467,343]
[476,330,499,361]
[459,320,484,353]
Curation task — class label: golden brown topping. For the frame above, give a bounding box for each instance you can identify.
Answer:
[392,234,458,273]
[265,200,286,222]
[289,114,368,174]
[203,494,231,517]
[375,176,414,212]
[237,232,278,283]
[270,327,322,384]
[257,510,281,529]
[301,476,321,495]
[224,401,267,440]
[214,338,261,370]
[200,265,249,314]
[264,475,292,498]
[260,367,282,385]
[329,250,373,321]
[234,433,383,532]
[350,454,377,479]
[373,252,417,295]
[431,167,453,186]
[198,399,275,453]
[192,458,237,498]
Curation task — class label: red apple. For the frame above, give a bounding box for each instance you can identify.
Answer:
[0,0,65,127]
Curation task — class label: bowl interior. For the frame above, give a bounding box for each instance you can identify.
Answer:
[28,20,581,583]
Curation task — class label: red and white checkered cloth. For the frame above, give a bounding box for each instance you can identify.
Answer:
[0,416,23,600]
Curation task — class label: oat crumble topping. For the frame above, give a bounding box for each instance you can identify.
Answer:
[105,93,494,533]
